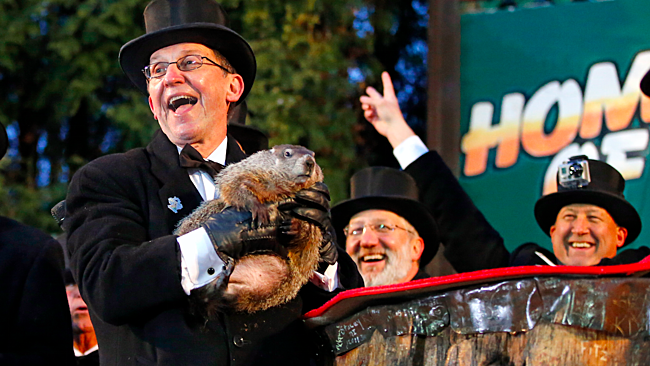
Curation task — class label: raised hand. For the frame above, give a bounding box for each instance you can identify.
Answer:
[360,71,416,148]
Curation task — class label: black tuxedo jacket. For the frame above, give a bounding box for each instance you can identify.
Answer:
[404,151,510,271]
[0,217,75,365]
[405,151,650,269]
[64,130,362,366]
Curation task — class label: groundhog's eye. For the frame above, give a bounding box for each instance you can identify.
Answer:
[284,150,293,158]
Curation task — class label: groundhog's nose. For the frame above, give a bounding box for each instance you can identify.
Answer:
[305,157,315,175]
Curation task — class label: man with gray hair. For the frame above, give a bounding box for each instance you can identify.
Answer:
[332,167,439,286]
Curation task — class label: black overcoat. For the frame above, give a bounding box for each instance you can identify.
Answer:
[0,217,75,365]
[64,130,362,366]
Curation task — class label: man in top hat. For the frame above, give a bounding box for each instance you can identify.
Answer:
[63,1,362,365]
[0,124,75,365]
[358,72,649,268]
[353,72,508,275]
[332,167,440,286]
[518,155,642,266]
[502,154,646,266]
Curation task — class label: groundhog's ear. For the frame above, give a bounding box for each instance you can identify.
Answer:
[226,74,245,103]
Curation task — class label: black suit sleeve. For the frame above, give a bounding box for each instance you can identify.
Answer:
[404,151,510,272]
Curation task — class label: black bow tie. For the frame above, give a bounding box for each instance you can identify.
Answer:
[179,144,224,178]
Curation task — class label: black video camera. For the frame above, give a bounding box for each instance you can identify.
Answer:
[558,155,591,189]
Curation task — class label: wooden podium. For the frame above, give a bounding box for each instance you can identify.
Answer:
[304,263,650,366]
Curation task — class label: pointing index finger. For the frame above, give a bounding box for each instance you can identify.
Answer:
[381,71,396,99]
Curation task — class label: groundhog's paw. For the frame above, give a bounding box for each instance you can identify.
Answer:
[251,203,270,226]
[279,217,301,238]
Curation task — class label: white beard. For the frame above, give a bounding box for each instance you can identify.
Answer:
[360,243,412,287]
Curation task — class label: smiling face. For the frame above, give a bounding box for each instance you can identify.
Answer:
[550,203,627,266]
[66,284,94,335]
[345,209,424,286]
[147,43,244,156]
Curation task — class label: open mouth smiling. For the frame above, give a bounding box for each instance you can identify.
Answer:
[569,241,594,249]
[168,95,198,112]
[361,254,386,263]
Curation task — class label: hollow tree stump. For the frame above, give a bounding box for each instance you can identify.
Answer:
[334,324,650,366]
[307,275,650,366]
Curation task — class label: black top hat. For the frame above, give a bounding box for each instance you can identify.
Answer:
[119,0,256,102]
[227,101,268,154]
[331,167,440,266]
[641,70,650,97]
[534,155,641,245]
[0,123,7,160]
[64,268,76,286]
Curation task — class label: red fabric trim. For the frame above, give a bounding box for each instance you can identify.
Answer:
[304,256,650,326]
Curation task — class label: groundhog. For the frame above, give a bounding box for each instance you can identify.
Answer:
[175,145,324,316]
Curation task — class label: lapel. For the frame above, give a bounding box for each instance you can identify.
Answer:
[148,131,248,233]
[148,130,203,233]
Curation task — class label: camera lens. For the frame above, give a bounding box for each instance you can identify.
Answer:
[568,163,583,178]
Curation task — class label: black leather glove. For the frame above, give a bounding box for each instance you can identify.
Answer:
[200,206,288,262]
[278,182,338,266]
[288,182,330,227]
[318,216,339,267]
[191,206,292,318]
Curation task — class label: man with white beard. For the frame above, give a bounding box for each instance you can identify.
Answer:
[332,167,440,286]
[333,71,512,284]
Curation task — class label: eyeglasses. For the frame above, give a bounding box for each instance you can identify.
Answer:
[344,223,415,238]
[142,55,231,79]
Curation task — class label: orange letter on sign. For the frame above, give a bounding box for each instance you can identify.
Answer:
[521,80,582,157]
[461,94,524,176]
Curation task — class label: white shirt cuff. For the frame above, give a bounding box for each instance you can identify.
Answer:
[309,262,341,292]
[393,135,429,169]
[177,227,225,295]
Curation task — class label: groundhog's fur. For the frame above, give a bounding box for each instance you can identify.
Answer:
[175,145,323,316]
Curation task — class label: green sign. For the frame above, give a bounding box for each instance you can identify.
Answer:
[459,0,650,251]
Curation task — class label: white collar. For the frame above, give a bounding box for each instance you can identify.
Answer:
[74,344,98,357]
